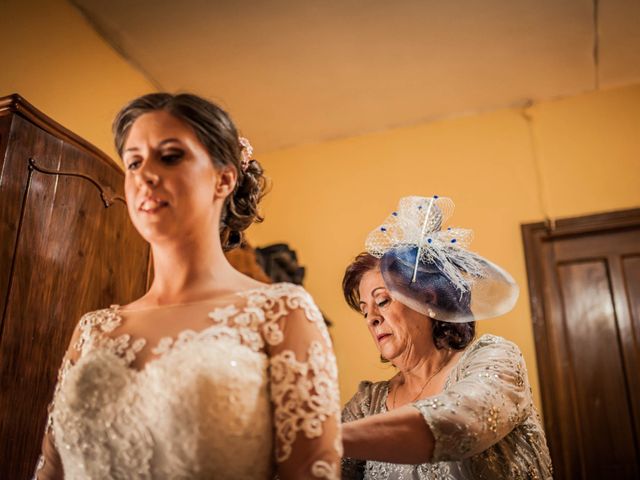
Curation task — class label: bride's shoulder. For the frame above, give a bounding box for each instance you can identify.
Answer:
[58,306,122,361]
[241,282,326,334]
[249,281,308,294]
[241,282,317,308]
[63,306,121,337]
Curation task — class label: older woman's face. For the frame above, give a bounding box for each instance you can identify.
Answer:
[358,269,433,363]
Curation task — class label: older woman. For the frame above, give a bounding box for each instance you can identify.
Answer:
[340,196,552,479]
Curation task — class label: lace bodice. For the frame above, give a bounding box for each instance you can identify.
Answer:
[341,335,552,479]
[35,283,341,479]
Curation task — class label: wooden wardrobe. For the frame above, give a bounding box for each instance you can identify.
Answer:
[0,94,151,478]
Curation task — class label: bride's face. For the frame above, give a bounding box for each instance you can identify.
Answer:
[122,110,235,244]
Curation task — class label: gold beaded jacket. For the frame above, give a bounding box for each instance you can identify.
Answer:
[342,334,553,480]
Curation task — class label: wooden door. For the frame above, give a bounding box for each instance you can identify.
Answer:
[522,209,640,479]
[0,95,151,479]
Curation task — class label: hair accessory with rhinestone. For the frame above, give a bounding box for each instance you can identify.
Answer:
[238,137,254,172]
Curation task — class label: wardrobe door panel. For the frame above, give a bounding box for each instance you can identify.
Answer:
[0,115,63,332]
[0,109,149,479]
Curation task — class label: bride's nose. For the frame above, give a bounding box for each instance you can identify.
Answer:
[134,161,160,189]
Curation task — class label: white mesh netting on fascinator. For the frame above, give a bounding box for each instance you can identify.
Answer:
[365,195,519,323]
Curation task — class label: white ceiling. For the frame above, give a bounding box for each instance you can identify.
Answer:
[72,0,640,153]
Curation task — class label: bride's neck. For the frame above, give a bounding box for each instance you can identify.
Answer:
[146,231,236,303]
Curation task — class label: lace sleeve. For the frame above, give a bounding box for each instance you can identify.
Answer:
[33,308,123,479]
[33,316,87,479]
[341,382,373,480]
[413,335,532,462]
[261,285,342,480]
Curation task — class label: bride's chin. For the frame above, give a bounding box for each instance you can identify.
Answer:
[134,222,176,244]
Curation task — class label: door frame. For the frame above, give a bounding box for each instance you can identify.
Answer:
[521,207,640,478]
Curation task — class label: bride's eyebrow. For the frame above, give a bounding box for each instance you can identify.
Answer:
[124,138,182,153]
[158,138,181,147]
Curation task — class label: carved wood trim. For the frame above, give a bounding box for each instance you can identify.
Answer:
[0,94,122,174]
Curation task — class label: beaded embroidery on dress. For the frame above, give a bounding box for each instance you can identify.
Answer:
[35,283,341,480]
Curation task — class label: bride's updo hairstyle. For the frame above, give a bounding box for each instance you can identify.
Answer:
[113,93,267,250]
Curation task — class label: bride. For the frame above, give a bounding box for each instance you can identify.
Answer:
[34,93,341,479]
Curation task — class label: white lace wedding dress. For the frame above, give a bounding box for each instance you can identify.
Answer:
[34,283,341,479]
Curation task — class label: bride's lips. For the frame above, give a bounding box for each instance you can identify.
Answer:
[139,196,169,213]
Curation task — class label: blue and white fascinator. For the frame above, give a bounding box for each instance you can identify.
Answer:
[365,196,519,323]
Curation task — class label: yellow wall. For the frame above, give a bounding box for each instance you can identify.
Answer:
[249,84,640,409]
[0,0,155,158]
[3,0,639,413]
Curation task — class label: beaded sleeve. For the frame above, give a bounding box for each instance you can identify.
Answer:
[413,335,531,462]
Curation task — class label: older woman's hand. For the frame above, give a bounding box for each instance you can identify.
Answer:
[342,405,435,464]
